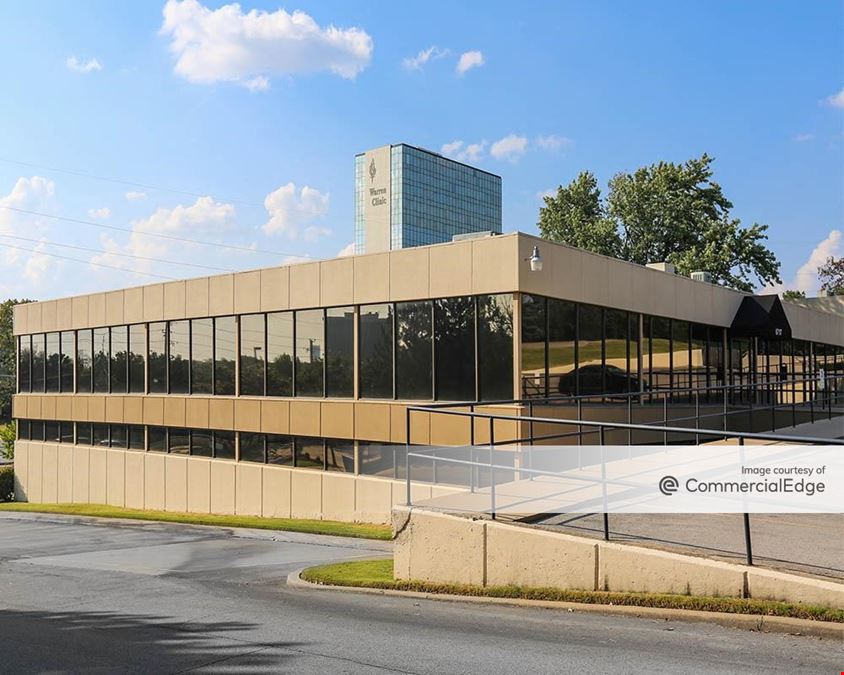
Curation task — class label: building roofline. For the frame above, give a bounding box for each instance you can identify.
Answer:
[355,143,502,180]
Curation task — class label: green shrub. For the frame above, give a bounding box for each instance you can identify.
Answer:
[0,421,14,461]
[0,465,13,502]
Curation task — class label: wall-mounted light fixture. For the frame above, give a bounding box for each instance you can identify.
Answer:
[525,245,543,272]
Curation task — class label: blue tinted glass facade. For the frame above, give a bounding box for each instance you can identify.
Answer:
[355,144,502,254]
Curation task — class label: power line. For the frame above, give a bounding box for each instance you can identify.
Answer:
[0,205,316,259]
[0,241,176,280]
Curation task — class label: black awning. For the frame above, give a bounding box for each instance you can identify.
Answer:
[730,294,792,339]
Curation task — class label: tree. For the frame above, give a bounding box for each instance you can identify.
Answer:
[0,299,32,422]
[782,290,806,301]
[817,256,844,295]
[538,155,781,292]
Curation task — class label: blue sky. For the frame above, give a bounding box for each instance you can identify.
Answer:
[0,0,841,300]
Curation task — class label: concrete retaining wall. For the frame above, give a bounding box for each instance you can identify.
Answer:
[13,440,458,524]
[392,507,844,608]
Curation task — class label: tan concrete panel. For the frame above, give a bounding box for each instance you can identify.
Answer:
[185,398,210,428]
[355,476,393,524]
[105,396,124,423]
[289,262,320,309]
[72,445,89,503]
[353,253,389,305]
[260,267,289,312]
[106,450,125,507]
[124,451,145,509]
[472,236,517,295]
[712,288,744,329]
[27,302,42,334]
[143,397,164,426]
[389,247,429,302]
[89,293,106,328]
[390,406,435,445]
[163,281,186,320]
[144,453,166,510]
[57,444,73,502]
[261,465,291,517]
[185,277,210,318]
[13,441,29,501]
[353,402,390,442]
[13,303,27,335]
[41,444,59,503]
[321,401,354,439]
[579,254,612,309]
[209,274,234,316]
[143,284,164,322]
[746,567,844,608]
[163,397,186,427]
[27,396,41,419]
[649,268,677,319]
[41,395,56,420]
[209,461,235,514]
[105,291,124,326]
[72,295,90,328]
[320,257,354,306]
[55,396,72,421]
[429,242,473,298]
[629,265,657,317]
[56,298,73,330]
[72,396,88,422]
[41,301,58,332]
[321,473,356,522]
[260,400,289,434]
[164,455,188,512]
[88,396,106,423]
[27,443,43,502]
[186,458,211,513]
[208,399,234,430]
[123,286,144,324]
[290,470,322,519]
[12,395,26,419]
[429,407,472,446]
[235,464,263,515]
[124,397,144,425]
[289,400,320,436]
[89,447,107,504]
[234,270,261,314]
[234,399,261,432]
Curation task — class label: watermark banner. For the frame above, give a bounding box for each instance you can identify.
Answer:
[405,444,843,514]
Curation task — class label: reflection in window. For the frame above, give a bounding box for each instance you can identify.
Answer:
[325,307,354,398]
[520,295,546,398]
[326,439,355,472]
[128,324,145,393]
[30,420,44,441]
[45,421,60,442]
[213,431,235,459]
[577,304,603,395]
[148,426,167,452]
[396,301,432,400]
[190,429,213,456]
[110,424,127,449]
[18,335,31,393]
[45,332,60,392]
[128,425,145,450]
[239,432,265,463]
[358,442,406,479]
[672,320,690,396]
[267,434,293,464]
[267,312,293,397]
[148,322,167,393]
[647,316,671,393]
[76,329,93,393]
[628,314,640,392]
[295,436,324,469]
[548,299,576,396]
[604,309,629,394]
[110,325,128,393]
[92,328,109,393]
[17,420,30,440]
[76,423,92,446]
[295,309,324,397]
[191,318,213,394]
[168,428,190,454]
[60,421,74,444]
[359,304,393,399]
[169,320,190,394]
[214,316,236,395]
[435,297,476,401]
[92,423,109,447]
[31,333,45,392]
[240,314,265,396]
[477,294,513,401]
[60,331,75,393]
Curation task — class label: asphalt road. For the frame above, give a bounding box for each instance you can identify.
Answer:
[0,513,839,674]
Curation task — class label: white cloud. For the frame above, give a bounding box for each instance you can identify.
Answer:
[440,140,487,163]
[767,229,842,296]
[793,132,814,143]
[536,134,572,151]
[825,88,844,109]
[23,239,51,283]
[0,176,57,285]
[490,134,528,161]
[456,50,484,75]
[125,191,147,201]
[66,56,102,73]
[403,45,449,70]
[88,206,111,219]
[262,183,330,238]
[336,242,355,257]
[160,0,373,90]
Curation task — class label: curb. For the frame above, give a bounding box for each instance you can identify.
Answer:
[287,569,844,640]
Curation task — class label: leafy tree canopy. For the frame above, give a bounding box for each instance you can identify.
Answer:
[1,299,32,422]
[817,256,843,295]
[538,154,781,292]
[782,289,806,301]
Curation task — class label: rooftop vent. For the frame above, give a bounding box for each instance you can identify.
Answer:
[691,271,712,283]
[645,261,676,275]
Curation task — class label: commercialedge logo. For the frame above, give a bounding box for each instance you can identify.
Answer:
[658,475,679,495]
[659,475,826,497]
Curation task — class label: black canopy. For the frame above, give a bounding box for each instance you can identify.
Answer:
[730,294,792,339]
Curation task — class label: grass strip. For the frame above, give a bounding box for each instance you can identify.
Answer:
[0,503,392,540]
[301,559,844,623]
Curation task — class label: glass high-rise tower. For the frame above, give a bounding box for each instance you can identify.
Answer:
[354,144,502,254]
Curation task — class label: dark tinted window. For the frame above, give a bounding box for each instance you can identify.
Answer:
[360,304,393,399]
[30,420,45,441]
[548,298,576,396]
[295,309,324,397]
[110,425,127,449]
[92,328,110,393]
[325,307,354,397]
[191,318,213,394]
[672,320,690,393]
[214,316,236,395]
[521,295,546,398]
[18,335,31,393]
[395,301,432,400]
[295,437,324,469]
[239,432,265,463]
[148,426,167,452]
[604,309,629,394]
[60,421,74,444]
[148,322,168,393]
[18,419,30,440]
[92,423,109,447]
[326,439,355,472]
[267,434,293,464]
[31,333,45,392]
[60,331,75,393]
[240,314,265,396]
[168,427,190,455]
[577,304,603,395]
[110,325,128,393]
[169,320,190,394]
[477,294,513,401]
[359,442,405,478]
[434,297,475,401]
[128,324,145,393]
[267,312,293,397]
[45,332,60,392]
[214,431,236,460]
[76,329,93,393]
[128,425,145,450]
[647,316,672,393]
[76,423,92,446]
[190,429,213,457]
[45,420,60,442]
